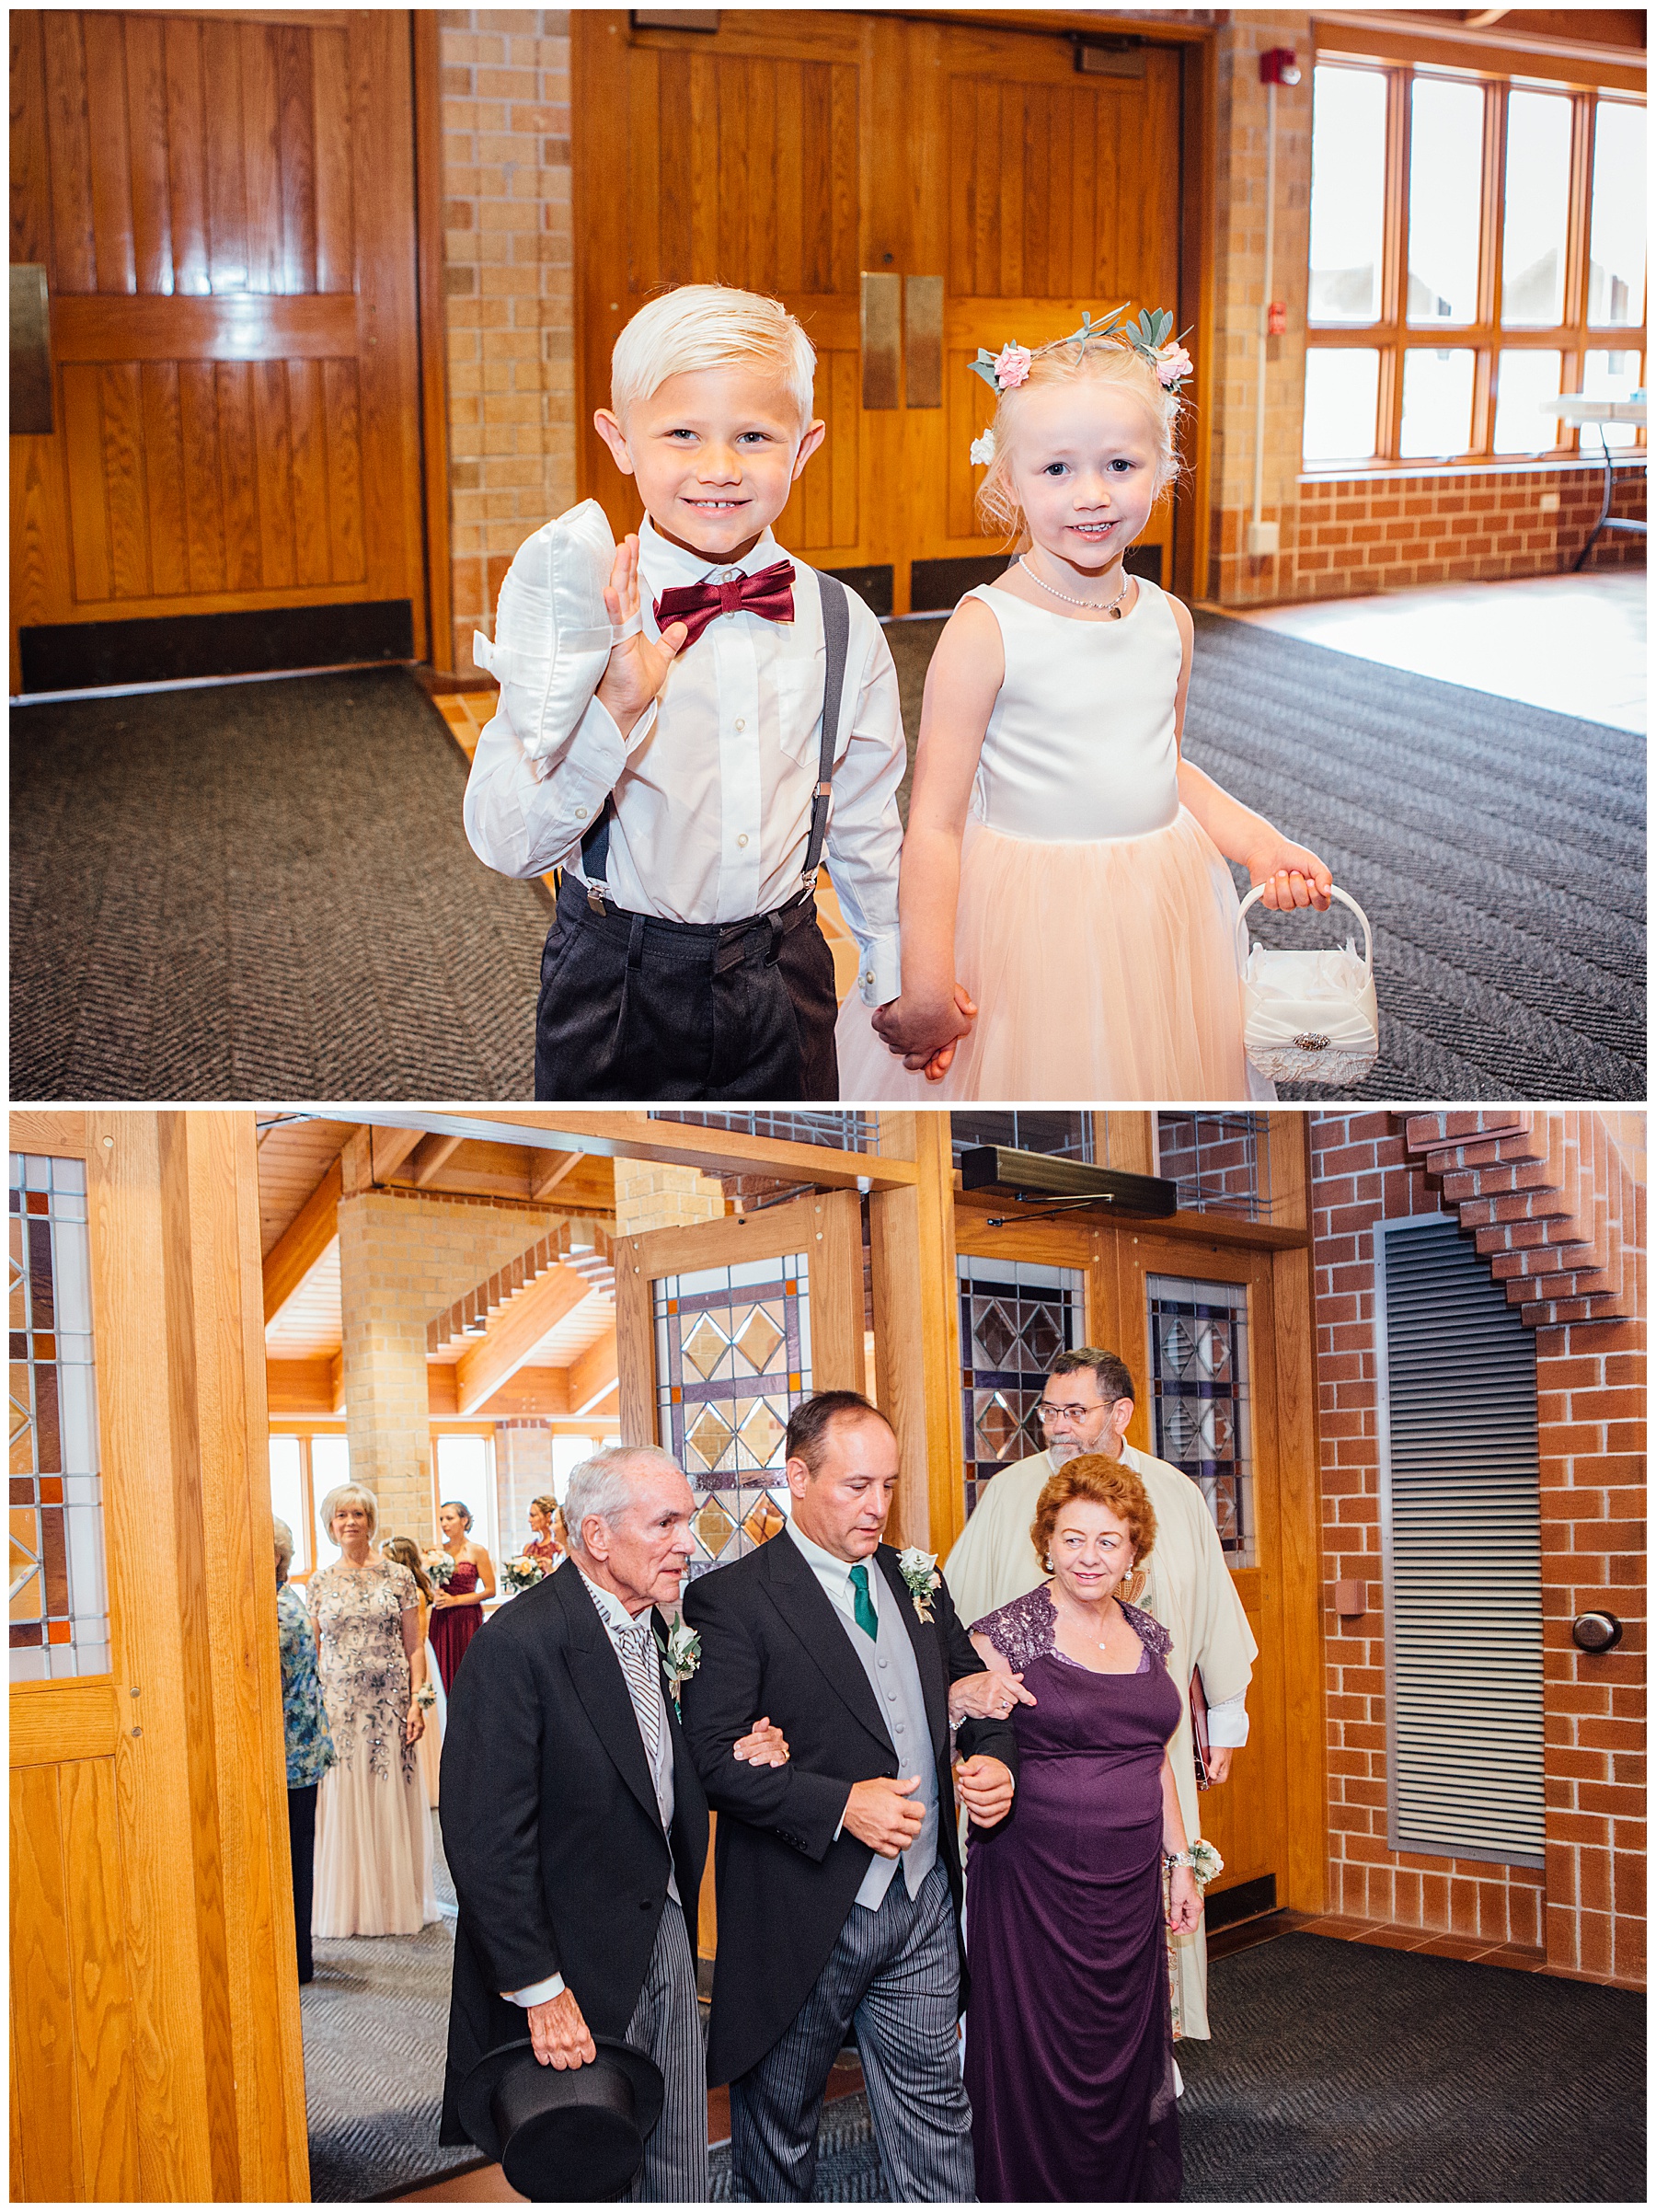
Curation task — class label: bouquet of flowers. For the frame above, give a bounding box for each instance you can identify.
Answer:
[422,1549,454,1590]
[500,1554,547,1596]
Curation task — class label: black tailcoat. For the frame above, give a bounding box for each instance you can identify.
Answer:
[438,1565,708,2147]
[680,1534,1017,2088]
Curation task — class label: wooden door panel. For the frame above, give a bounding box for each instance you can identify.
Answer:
[11,8,421,674]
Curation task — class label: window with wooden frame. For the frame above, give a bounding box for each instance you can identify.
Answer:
[1305,52,1646,467]
[269,1428,352,1584]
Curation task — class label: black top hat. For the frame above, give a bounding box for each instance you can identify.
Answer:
[457,2034,665,2203]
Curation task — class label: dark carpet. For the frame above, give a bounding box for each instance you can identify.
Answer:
[10,668,547,1100]
[707,1932,1646,2202]
[300,1812,475,2204]
[881,609,1646,1101]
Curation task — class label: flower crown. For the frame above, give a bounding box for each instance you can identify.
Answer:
[967,307,1193,466]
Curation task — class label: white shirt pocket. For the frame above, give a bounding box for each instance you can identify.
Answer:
[774,644,829,770]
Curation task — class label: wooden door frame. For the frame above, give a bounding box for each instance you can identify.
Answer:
[8,1107,309,2202]
[569,8,1218,605]
[613,1188,868,1450]
[412,9,454,674]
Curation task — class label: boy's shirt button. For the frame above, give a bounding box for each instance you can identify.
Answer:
[737,835,749,848]
[734,719,746,732]
[574,806,588,820]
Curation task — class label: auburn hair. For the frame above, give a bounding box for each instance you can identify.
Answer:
[1030,1453,1156,1572]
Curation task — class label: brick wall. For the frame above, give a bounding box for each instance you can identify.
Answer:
[439,7,575,675]
[613,1159,727,1238]
[1291,463,1647,598]
[337,1189,584,1541]
[1310,1111,1645,1987]
[493,1419,556,1551]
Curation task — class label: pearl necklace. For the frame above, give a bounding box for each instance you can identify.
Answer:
[1018,554,1131,616]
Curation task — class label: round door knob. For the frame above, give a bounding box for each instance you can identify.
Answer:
[1571,1611,1624,1653]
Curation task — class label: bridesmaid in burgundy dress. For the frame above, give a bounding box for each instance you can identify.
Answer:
[429,1498,496,1693]
[963,1454,1202,2203]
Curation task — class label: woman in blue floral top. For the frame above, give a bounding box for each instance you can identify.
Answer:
[275,1515,334,1983]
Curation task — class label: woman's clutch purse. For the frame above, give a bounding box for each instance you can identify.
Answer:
[471,499,641,762]
[1235,882,1380,1087]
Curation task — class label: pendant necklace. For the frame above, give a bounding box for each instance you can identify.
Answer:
[1019,554,1130,617]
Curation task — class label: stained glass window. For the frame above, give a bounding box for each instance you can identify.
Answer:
[654,1256,811,1578]
[958,1258,1083,1519]
[10,1155,108,1681]
[1146,1274,1254,1567]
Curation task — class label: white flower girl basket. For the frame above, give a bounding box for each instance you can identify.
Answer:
[1235,884,1379,1086]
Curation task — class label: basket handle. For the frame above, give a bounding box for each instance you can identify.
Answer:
[1235,882,1374,977]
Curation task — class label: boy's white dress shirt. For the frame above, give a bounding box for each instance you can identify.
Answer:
[463,516,906,1006]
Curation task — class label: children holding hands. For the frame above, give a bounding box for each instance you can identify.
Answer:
[469,284,1331,1102]
[836,310,1331,1101]
[465,285,911,1100]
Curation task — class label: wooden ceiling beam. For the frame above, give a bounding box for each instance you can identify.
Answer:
[454,1262,595,1416]
[569,1328,618,1416]
[369,1125,427,1182]
[530,1148,584,1202]
[408,1133,466,1188]
[262,1158,342,1324]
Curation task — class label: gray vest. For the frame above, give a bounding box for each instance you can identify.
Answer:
[844,1569,938,1909]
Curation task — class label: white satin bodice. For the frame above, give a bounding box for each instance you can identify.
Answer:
[963,576,1184,842]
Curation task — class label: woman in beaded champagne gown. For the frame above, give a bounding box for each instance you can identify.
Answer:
[309,1551,439,1939]
[965,1505,1193,2203]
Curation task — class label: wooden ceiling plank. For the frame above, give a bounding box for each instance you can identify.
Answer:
[569,1327,619,1417]
[262,1158,342,1323]
[454,1262,594,1416]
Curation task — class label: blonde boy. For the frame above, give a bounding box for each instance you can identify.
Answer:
[465,285,906,1100]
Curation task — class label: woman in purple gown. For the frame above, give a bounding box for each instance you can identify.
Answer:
[963,1454,1202,2202]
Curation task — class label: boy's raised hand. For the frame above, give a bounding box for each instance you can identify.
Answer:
[594,534,689,738]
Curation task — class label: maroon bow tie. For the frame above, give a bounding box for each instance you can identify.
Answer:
[653,559,796,649]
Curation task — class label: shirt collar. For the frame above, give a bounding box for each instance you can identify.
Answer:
[638,511,784,587]
[786,1517,874,1595]
[576,1564,649,1637]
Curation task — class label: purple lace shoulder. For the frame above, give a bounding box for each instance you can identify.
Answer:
[971,1585,1057,1671]
[1121,1598,1173,1662]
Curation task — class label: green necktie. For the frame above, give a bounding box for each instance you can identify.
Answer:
[848,1562,878,1641]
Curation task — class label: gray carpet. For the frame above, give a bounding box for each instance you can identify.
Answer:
[301,1811,477,2204]
[10,668,547,1100]
[881,610,1646,1101]
[707,1932,1646,2201]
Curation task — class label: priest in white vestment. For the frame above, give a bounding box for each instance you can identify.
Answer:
[945,1347,1257,2041]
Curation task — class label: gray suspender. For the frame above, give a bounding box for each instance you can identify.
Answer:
[581,567,851,908]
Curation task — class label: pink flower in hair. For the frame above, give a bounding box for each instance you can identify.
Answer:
[1153,341,1194,388]
[993,343,1032,390]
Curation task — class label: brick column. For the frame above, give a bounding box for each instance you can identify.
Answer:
[338,1193,433,1544]
[439,8,575,675]
[613,1159,726,1237]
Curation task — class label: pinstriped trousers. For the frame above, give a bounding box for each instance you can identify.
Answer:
[730,1862,976,2203]
[623,1903,709,2203]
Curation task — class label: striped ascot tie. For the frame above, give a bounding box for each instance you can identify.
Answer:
[616,1618,663,1760]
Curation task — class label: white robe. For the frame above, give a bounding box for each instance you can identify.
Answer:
[945,1441,1258,2038]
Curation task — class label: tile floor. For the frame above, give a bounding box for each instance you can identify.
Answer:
[1230,570,1646,733]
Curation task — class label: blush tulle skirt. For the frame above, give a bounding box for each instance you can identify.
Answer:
[313,1730,439,1938]
[835,808,1273,1102]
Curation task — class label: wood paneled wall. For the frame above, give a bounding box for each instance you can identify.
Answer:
[10,10,424,660]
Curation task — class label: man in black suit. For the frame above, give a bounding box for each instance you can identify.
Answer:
[440,1445,788,2199]
[681,1391,1022,2201]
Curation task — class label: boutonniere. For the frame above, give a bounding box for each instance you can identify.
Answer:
[656,1619,702,1715]
[896,1547,941,1624]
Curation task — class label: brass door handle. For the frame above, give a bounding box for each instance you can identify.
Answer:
[10,265,52,435]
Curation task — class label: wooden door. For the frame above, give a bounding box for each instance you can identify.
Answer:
[9,1109,307,2203]
[1111,1232,1291,1919]
[574,10,1189,614]
[9,9,426,688]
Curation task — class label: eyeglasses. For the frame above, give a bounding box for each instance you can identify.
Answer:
[1037,1401,1099,1425]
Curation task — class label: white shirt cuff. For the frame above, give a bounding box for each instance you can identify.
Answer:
[855,931,902,1008]
[503,1971,566,2007]
[1204,1691,1249,1748]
